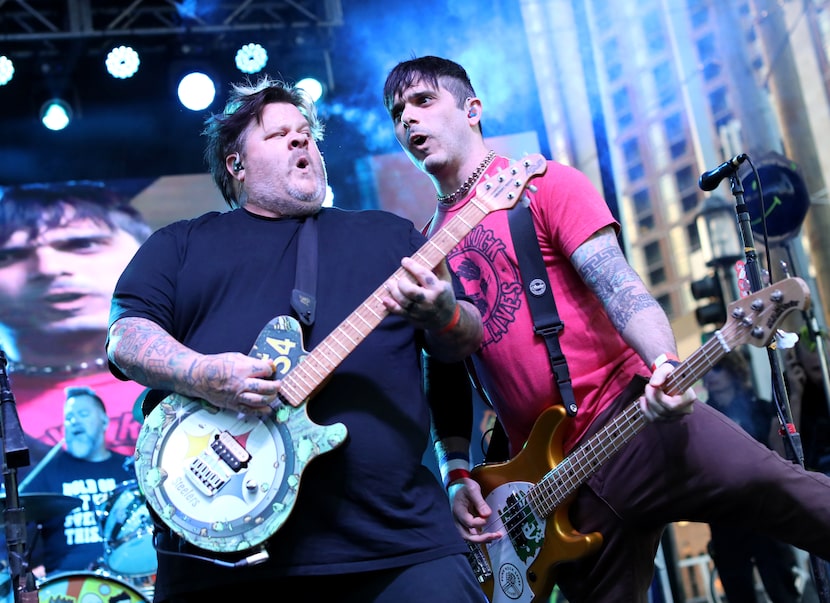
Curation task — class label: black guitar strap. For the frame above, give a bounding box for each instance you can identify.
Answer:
[480,201,579,463]
[507,202,578,418]
[291,214,318,327]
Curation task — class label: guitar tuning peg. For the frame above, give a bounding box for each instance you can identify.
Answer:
[528,184,538,193]
[775,329,799,349]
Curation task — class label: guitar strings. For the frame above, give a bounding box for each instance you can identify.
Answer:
[467,311,760,546]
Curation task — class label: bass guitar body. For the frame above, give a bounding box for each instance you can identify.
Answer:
[469,406,602,603]
[134,315,347,553]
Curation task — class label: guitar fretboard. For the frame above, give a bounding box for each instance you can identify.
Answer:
[277,156,546,407]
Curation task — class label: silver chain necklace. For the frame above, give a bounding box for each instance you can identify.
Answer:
[437,150,496,207]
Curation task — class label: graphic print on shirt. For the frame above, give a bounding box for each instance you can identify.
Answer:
[448,224,522,348]
[62,477,119,547]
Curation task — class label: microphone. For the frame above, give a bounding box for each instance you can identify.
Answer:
[698,153,748,191]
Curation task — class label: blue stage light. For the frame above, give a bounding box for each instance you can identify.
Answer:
[40,99,72,131]
[177,72,216,111]
[105,46,140,79]
[0,56,14,86]
[235,43,268,74]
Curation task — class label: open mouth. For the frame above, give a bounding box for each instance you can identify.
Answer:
[44,291,84,304]
[295,156,310,169]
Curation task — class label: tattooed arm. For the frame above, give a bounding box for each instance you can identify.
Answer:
[570,226,676,366]
[107,316,280,414]
[570,226,696,419]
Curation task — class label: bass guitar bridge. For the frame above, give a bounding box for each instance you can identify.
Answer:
[467,542,493,583]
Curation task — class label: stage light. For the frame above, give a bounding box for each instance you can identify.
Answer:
[235,43,268,74]
[177,72,216,111]
[40,99,72,131]
[105,46,140,79]
[0,56,13,85]
[296,76,324,102]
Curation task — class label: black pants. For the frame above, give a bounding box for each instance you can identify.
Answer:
[155,553,487,603]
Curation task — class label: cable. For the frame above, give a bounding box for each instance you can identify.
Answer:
[152,532,269,568]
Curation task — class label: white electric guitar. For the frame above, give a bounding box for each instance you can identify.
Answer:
[134,154,548,553]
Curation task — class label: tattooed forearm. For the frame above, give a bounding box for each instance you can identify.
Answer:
[108,317,193,392]
[574,238,661,334]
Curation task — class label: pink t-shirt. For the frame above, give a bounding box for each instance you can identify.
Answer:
[428,157,648,454]
[9,370,146,457]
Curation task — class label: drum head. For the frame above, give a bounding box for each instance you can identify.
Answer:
[37,570,148,603]
[96,480,157,576]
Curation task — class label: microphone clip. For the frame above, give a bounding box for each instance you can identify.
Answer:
[698,153,748,191]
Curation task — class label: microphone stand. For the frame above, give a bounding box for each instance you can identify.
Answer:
[778,244,830,418]
[0,351,38,603]
[726,171,830,603]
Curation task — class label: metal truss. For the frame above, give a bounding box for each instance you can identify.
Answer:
[0,0,344,56]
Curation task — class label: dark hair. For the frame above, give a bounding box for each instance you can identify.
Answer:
[0,180,152,245]
[203,75,325,208]
[64,385,107,412]
[383,55,477,114]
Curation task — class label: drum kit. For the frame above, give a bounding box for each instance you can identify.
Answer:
[0,481,157,603]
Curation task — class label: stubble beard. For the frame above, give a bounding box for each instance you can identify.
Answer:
[247,168,327,217]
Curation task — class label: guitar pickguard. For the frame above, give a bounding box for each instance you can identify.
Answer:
[134,315,348,552]
[472,482,543,603]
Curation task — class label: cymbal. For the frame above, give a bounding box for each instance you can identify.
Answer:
[0,493,81,523]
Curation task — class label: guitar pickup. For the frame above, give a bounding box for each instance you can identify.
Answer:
[186,431,252,497]
[211,430,252,471]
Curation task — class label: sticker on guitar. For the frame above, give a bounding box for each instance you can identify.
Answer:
[134,154,548,553]
[466,277,810,603]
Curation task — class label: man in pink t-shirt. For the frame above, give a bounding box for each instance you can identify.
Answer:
[383,55,830,603]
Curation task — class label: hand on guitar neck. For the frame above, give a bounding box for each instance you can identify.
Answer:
[640,359,698,421]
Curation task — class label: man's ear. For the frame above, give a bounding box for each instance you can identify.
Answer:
[226,153,244,179]
[465,98,482,123]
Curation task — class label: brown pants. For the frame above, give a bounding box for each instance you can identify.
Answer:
[556,376,830,603]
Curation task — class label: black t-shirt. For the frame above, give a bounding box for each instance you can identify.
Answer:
[22,450,134,574]
[109,207,468,596]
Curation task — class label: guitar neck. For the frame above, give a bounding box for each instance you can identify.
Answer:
[526,333,730,517]
[277,191,520,406]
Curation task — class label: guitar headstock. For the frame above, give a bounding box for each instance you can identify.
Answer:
[721,277,810,349]
[474,154,547,212]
